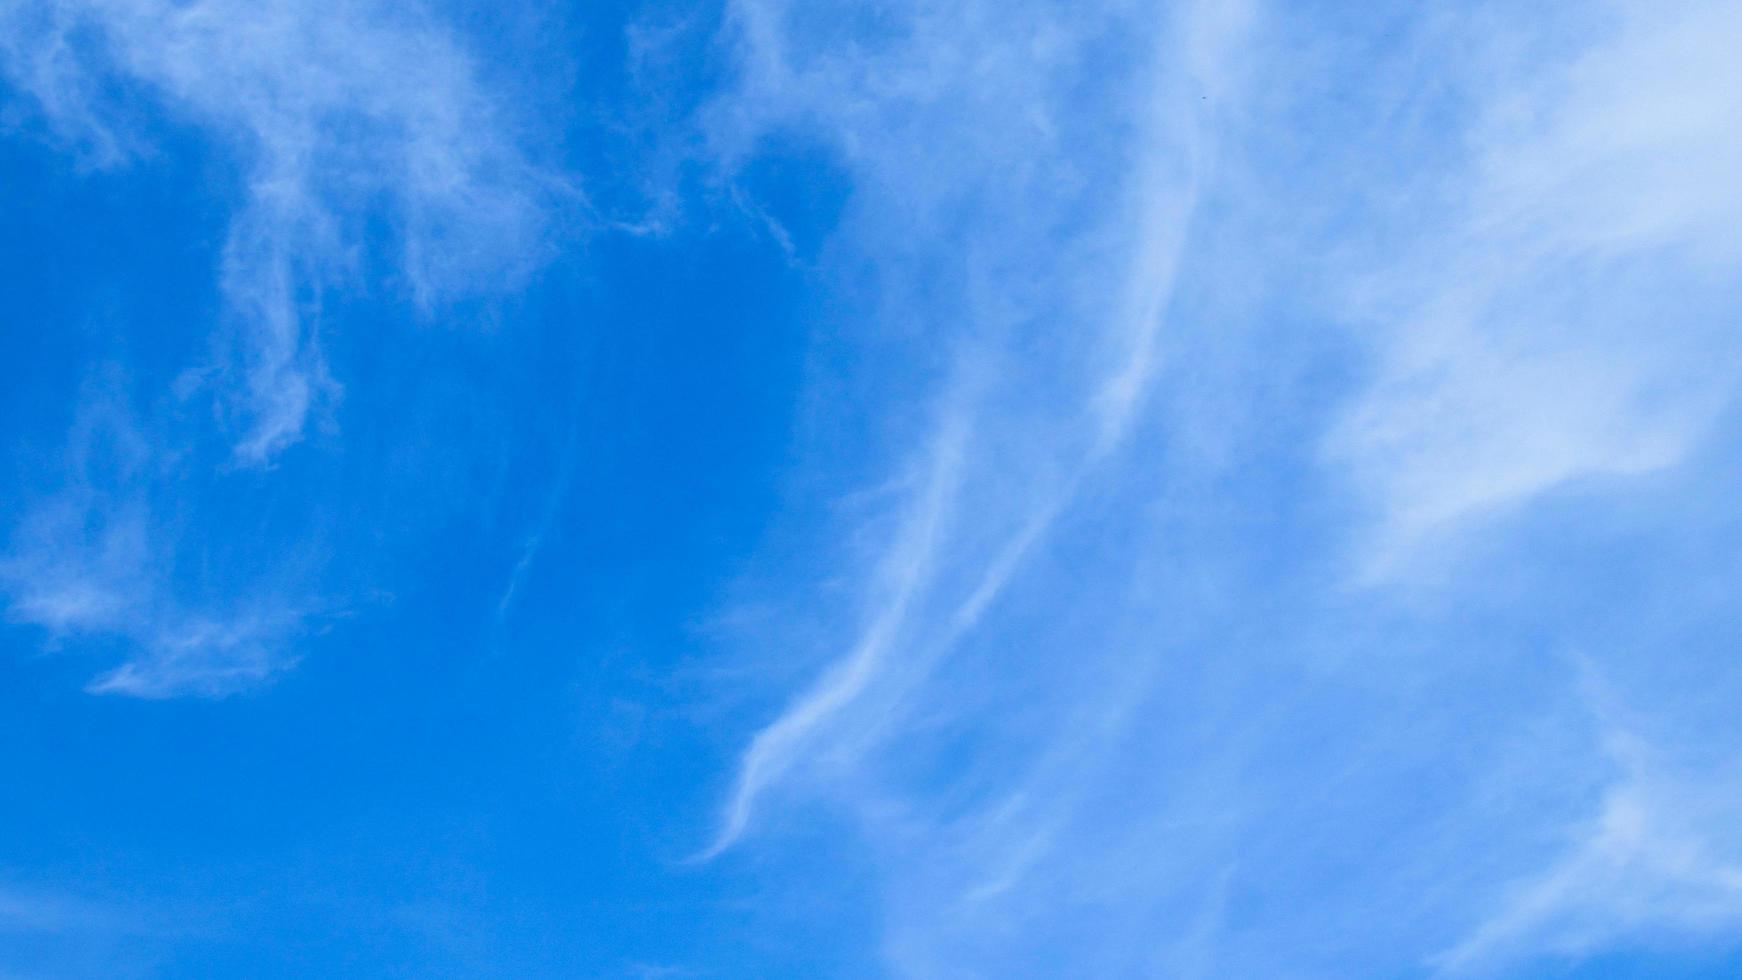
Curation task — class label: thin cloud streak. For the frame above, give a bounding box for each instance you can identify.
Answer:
[1437,725,1742,975]
[706,410,969,855]
[708,0,1253,851]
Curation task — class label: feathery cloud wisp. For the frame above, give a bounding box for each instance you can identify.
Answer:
[0,0,563,693]
[705,0,1254,851]
[1328,0,1742,575]
[2,0,561,461]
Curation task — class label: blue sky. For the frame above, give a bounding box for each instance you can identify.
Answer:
[2,0,1742,976]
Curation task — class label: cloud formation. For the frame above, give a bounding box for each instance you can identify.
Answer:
[705,0,1742,974]
[0,376,305,696]
[1328,0,1742,574]
[705,0,1255,854]
[1441,740,1742,975]
[2,0,561,460]
[0,0,562,693]
[4,0,1741,972]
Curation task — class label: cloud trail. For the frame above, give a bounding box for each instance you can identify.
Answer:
[706,0,1253,851]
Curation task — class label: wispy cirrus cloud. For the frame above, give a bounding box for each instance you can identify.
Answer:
[0,877,192,977]
[1,0,566,461]
[704,0,1255,855]
[0,376,308,697]
[1327,0,1742,576]
[0,0,566,694]
[703,0,1742,975]
[1439,729,1742,976]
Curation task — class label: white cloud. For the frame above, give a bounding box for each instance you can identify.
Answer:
[1,0,565,461]
[703,1,1742,975]
[0,385,305,697]
[0,0,566,693]
[705,0,1254,849]
[1439,726,1742,975]
[1328,0,1742,574]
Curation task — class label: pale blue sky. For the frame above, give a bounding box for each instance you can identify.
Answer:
[2,1,1741,976]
